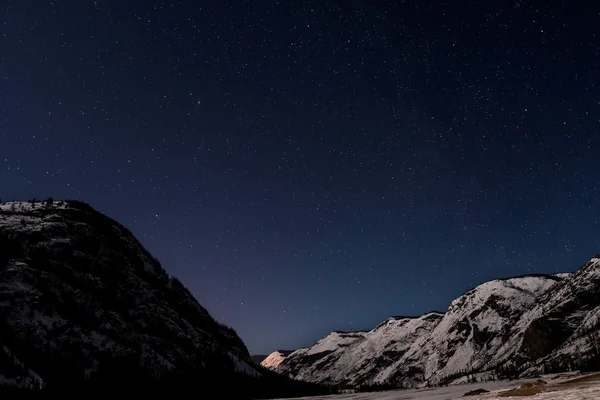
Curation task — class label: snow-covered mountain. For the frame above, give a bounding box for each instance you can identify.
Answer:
[419,275,562,384]
[270,313,444,387]
[260,350,294,369]
[268,260,600,388]
[0,200,259,391]
[0,200,336,398]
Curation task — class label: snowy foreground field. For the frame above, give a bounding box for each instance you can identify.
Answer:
[286,373,600,400]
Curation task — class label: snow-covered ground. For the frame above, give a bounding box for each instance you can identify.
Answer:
[286,373,600,399]
[527,386,600,399]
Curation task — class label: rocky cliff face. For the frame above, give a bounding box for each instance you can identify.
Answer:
[420,275,562,384]
[518,258,600,374]
[267,259,600,389]
[0,200,258,391]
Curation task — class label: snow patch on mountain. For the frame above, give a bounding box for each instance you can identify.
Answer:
[229,352,260,377]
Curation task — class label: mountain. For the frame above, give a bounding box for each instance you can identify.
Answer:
[267,259,600,389]
[269,313,443,387]
[0,200,333,398]
[260,350,295,370]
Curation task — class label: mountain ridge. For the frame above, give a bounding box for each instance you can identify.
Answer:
[263,264,600,389]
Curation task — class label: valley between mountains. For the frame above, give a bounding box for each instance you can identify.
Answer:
[2,199,600,398]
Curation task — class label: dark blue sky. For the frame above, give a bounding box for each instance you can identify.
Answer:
[1,0,599,354]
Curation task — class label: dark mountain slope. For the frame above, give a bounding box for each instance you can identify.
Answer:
[0,200,332,398]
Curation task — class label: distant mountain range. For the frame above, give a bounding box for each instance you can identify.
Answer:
[263,257,600,389]
[0,200,332,398]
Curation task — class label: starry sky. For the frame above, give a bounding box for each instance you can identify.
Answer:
[1,0,599,355]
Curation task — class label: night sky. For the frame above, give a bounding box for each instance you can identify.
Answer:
[2,1,599,355]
